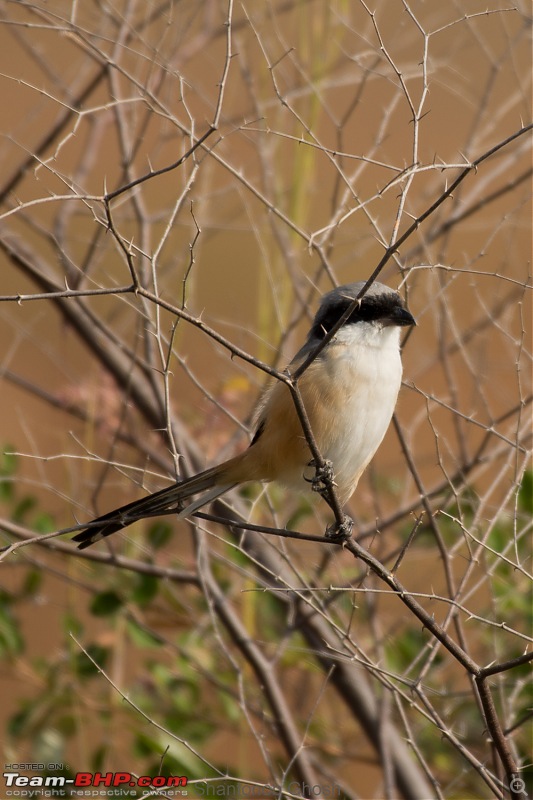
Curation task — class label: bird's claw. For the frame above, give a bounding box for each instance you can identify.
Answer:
[307,459,335,496]
[325,515,354,541]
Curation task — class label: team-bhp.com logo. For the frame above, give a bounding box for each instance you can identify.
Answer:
[3,771,187,792]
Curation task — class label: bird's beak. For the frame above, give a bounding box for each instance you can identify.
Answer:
[391,306,416,327]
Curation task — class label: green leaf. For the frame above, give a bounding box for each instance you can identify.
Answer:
[90,591,123,616]
[131,572,159,607]
[0,476,13,502]
[21,568,43,598]
[0,587,12,604]
[136,732,209,781]
[486,524,507,554]
[73,644,110,678]
[0,447,17,477]
[13,495,37,523]
[9,704,34,737]
[0,604,24,657]
[386,628,436,673]
[91,744,107,772]
[219,690,240,722]
[147,520,173,549]
[126,618,161,648]
[33,512,56,533]
[56,713,77,736]
[63,610,83,638]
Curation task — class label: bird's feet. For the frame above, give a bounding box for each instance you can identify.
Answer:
[325,514,354,541]
[305,459,353,541]
[307,459,336,497]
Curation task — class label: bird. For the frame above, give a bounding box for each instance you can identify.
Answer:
[72,281,415,549]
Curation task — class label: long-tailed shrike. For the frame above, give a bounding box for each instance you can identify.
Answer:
[73,281,415,549]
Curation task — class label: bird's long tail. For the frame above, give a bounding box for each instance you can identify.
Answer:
[72,461,238,550]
